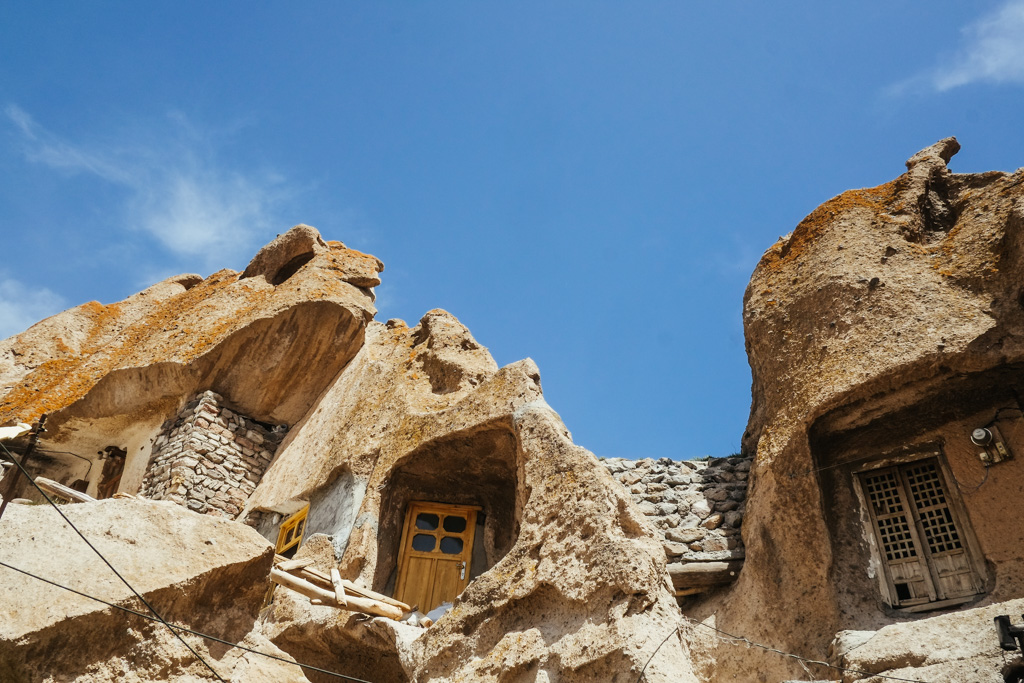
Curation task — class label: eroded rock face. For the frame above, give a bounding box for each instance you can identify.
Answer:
[246,311,697,682]
[0,498,307,682]
[695,140,1024,681]
[0,225,378,502]
[0,224,379,429]
[833,597,1024,682]
[1,226,695,681]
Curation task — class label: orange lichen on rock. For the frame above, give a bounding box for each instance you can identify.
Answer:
[0,272,244,422]
[760,179,901,271]
[0,226,380,424]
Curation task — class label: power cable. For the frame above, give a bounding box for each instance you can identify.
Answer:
[635,618,933,683]
[687,618,933,683]
[950,463,990,493]
[0,440,226,681]
[0,559,374,683]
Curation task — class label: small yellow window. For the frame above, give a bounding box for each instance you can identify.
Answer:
[276,504,309,557]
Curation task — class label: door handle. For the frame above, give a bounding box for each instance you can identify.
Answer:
[459,561,466,580]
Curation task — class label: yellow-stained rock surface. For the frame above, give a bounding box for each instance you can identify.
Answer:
[0,224,380,432]
[0,226,693,682]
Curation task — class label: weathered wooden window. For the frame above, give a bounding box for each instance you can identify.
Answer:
[858,457,984,611]
[395,501,479,613]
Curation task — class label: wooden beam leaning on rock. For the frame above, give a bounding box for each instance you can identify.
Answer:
[269,568,404,620]
[275,556,315,572]
[34,477,96,504]
[273,554,411,612]
[330,568,348,608]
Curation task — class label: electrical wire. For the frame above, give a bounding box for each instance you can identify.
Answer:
[950,463,990,493]
[0,440,226,681]
[35,447,95,480]
[635,618,934,683]
[635,621,684,682]
[687,618,934,683]
[0,559,374,683]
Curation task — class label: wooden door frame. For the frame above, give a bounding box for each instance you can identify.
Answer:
[395,501,481,612]
[853,451,986,611]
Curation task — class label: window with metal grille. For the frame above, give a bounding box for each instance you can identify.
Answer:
[857,457,983,610]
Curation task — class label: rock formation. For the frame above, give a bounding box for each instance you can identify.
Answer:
[0,226,695,682]
[242,310,696,682]
[0,498,307,682]
[4,139,1024,683]
[693,139,1024,681]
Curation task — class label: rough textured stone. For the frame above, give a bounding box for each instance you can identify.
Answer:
[602,455,751,566]
[141,391,286,518]
[0,499,303,682]
[243,311,697,682]
[0,225,379,502]
[834,597,1024,682]
[692,140,1024,682]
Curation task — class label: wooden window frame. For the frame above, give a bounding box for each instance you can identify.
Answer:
[853,451,986,612]
[276,504,309,556]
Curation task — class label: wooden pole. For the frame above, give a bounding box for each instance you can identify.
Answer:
[276,556,315,572]
[269,568,403,620]
[35,477,96,503]
[330,568,348,608]
[271,555,413,612]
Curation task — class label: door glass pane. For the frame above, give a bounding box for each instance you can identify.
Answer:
[440,536,463,554]
[416,513,439,530]
[443,515,467,533]
[412,534,436,551]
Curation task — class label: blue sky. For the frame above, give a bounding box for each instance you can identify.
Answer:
[2,2,1023,459]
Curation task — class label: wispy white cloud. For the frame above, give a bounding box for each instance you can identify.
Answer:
[4,105,296,271]
[894,0,1024,94]
[0,277,66,341]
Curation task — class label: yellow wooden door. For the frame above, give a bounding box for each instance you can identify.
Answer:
[395,501,479,613]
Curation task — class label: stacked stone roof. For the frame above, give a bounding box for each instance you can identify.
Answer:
[601,454,749,564]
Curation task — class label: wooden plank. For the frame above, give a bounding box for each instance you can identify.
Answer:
[296,566,335,590]
[274,557,412,612]
[276,557,315,572]
[269,569,403,620]
[667,561,743,589]
[339,579,411,612]
[35,477,96,503]
[300,567,411,611]
[331,568,348,608]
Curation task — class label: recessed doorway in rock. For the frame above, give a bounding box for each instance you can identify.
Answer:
[97,446,126,499]
[374,427,520,606]
[395,501,480,613]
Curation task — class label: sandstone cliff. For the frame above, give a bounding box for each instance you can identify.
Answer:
[0,226,694,682]
[694,139,1024,682]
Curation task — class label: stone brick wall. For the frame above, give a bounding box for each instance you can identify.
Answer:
[141,391,286,518]
[601,455,750,564]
